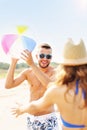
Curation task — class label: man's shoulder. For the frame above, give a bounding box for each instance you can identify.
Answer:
[49,66,55,70]
[50,66,57,73]
[22,68,33,74]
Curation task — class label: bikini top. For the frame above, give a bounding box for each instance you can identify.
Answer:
[61,116,87,128]
[61,80,87,128]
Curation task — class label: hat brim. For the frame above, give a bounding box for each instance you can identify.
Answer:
[58,57,87,66]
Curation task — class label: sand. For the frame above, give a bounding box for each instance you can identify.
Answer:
[0,79,29,130]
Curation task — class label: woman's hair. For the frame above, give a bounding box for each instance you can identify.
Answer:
[55,64,87,108]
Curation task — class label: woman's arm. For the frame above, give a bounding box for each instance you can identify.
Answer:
[11,86,55,117]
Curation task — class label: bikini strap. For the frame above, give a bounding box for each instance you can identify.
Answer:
[82,89,86,99]
[75,80,86,99]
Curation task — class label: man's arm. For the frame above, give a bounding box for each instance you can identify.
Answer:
[5,58,26,89]
[21,50,54,87]
[29,63,53,86]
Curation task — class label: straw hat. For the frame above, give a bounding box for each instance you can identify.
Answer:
[59,39,87,66]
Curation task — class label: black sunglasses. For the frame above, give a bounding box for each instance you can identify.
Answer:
[39,54,52,59]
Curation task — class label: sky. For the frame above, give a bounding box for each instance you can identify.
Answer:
[0,0,87,63]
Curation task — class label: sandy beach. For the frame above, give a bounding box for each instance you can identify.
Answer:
[0,79,62,130]
[0,79,29,130]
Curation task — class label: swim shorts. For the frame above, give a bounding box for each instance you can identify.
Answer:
[27,112,62,130]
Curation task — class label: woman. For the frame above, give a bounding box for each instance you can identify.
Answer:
[12,39,87,130]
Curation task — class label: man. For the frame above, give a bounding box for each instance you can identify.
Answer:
[5,43,60,130]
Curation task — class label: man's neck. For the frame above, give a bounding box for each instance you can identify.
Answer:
[39,67,49,73]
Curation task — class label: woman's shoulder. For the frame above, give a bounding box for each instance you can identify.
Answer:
[48,82,66,89]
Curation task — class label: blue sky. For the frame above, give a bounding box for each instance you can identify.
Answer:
[0,0,87,63]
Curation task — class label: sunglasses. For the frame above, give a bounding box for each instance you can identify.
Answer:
[39,53,52,59]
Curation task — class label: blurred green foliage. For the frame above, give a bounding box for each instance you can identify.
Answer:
[0,62,58,79]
